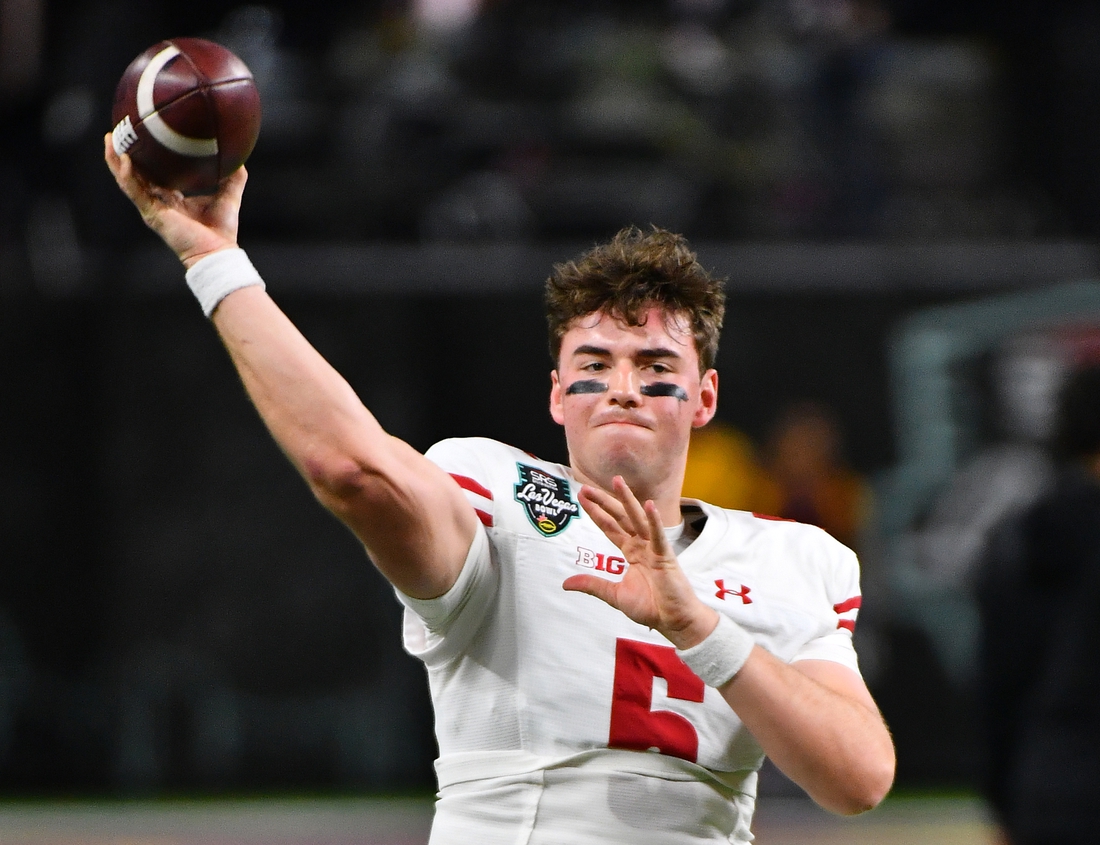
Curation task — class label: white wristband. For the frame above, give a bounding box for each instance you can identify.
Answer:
[184,247,265,317]
[676,614,755,688]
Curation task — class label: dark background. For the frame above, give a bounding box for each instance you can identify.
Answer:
[2,0,1100,797]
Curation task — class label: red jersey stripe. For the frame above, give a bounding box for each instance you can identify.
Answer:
[475,508,493,527]
[837,619,856,632]
[451,473,492,500]
[833,596,862,614]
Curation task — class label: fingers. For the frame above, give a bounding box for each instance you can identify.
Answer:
[104,133,134,195]
[104,132,166,219]
[103,133,119,170]
[580,478,647,538]
[562,573,619,606]
[643,498,672,557]
[579,478,673,559]
[611,476,657,544]
[577,480,623,514]
[205,166,248,224]
[588,477,660,541]
[104,132,141,193]
[578,483,627,541]
[224,165,248,197]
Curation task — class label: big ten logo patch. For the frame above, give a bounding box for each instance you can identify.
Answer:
[514,463,580,536]
[575,546,626,576]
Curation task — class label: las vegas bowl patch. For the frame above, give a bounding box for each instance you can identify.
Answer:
[513,464,580,536]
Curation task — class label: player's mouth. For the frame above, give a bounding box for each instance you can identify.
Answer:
[592,413,652,430]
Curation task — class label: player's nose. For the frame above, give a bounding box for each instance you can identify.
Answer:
[607,362,642,406]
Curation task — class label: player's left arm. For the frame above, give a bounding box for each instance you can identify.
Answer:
[718,649,895,815]
[565,477,895,816]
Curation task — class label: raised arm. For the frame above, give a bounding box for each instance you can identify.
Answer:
[565,477,895,815]
[104,136,479,600]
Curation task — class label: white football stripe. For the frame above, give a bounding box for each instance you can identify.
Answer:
[136,45,179,117]
[136,43,219,158]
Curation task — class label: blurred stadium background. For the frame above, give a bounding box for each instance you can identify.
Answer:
[3,0,1100,840]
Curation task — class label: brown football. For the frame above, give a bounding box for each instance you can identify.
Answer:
[111,38,261,194]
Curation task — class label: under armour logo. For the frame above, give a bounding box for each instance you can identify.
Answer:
[715,579,752,604]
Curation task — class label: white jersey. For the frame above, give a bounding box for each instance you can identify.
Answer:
[400,437,862,845]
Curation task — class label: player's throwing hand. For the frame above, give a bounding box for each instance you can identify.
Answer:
[564,476,720,650]
[104,133,244,268]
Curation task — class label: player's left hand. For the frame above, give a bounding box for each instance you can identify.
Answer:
[564,476,719,649]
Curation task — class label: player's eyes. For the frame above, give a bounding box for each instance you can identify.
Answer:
[582,361,607,372]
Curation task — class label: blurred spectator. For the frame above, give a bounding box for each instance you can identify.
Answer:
[683,419,780,512]
[684,403,871,549]
[886,328,1099,688]
[906,334,1065,590]
[762,400,871,550]
[975,363,1100,845]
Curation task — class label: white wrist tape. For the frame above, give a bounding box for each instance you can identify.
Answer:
[184,247,265,317]
[676,614,755,688]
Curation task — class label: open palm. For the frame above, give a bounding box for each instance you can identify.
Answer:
[563,476,716,648]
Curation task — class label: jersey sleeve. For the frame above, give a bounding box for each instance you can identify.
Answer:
[790,538,863,674]
[397,439,500,660]
[398,521,497,666]
[425,437,497,529]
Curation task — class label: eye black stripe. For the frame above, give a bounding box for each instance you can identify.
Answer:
[640,383,689,401]
[565,380,608,395]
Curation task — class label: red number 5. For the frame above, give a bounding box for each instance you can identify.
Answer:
[608,638,705,762]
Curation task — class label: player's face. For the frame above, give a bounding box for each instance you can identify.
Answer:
[550,306,718,502]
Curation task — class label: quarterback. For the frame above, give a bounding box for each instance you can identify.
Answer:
[106,136,894,844]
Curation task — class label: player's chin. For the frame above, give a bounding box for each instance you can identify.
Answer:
[591,442,653,487]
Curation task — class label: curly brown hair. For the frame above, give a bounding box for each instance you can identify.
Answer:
[545,226,726,374]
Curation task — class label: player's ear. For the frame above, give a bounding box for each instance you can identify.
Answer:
[692,369,718,428]
[550,370,565,425]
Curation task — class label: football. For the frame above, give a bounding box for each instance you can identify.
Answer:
[111,38,261,194]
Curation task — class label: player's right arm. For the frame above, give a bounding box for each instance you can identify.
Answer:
[104,136,479,600]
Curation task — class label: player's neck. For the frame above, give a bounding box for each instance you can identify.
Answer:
[570,464,686,526]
